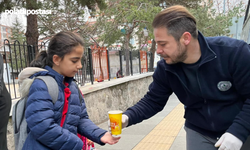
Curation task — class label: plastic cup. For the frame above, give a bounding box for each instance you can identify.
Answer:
[108,110,123,136]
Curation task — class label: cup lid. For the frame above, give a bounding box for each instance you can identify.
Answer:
[108,110,123,114]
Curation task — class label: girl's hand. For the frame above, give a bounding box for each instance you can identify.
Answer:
[100,132,121,145]
[87,139,94,146]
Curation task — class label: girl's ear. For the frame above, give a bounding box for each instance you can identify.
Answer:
[53,55,61,66]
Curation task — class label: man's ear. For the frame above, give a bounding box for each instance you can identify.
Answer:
[52,55,61,66]
[181,32,191,45]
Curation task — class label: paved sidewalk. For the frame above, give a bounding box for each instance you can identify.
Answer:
[95,94,186,150]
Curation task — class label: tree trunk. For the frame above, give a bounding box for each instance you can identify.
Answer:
[25,0,39,65]
[125,33,130,76]
[149,39,156,71]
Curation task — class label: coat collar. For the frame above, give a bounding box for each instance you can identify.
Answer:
[27,66,74,88]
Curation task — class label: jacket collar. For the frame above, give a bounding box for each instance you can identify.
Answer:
[21,66,74,89]
[197,31,217,66]
[163,31,217,72]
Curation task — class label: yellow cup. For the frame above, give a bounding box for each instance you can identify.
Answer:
[108,110,123,135]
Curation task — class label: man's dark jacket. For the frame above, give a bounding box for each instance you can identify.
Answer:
[124,32,250,143]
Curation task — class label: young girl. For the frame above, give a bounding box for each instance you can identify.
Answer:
[18,31,120,150]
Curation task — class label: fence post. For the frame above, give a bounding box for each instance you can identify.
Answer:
[23,41,28,67]
[138,50,141,74]
[150,52,154,72]
[3,39,11,92]
[9,42,17,98]
[27,45,34,66]
[107,49,111,81]
[32,46,36,61]
[146,52,150,72]
[129,51,133,76]
[17,41,24,70]
[119,50,123,76]
[13,41,20,74]
[88,48,94,84]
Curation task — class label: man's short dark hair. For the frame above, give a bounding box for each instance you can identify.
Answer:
[152,5,198,41]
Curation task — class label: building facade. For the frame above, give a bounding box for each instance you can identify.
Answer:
[241,0,250,43]
[0,24,12,48]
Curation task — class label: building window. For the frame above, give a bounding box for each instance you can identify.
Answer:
[1,26,7,40]
[2,26,6,32]
[7,28,11,35]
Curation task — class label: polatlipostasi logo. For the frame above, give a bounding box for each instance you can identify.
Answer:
[3,8,52,16]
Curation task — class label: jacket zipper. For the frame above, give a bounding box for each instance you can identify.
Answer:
[196,55,217,130]
[62,108,69,128]
[196,72,216,130]
[166,55,217,130]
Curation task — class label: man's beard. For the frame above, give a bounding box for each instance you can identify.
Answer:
[162,43,187,64]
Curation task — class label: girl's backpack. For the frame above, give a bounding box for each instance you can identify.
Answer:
[13,75,83,150]
[12,76,59,150]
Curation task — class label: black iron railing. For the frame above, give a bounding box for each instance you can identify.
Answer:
[1,39,154,100]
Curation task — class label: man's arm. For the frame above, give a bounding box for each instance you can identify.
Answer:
[123,64,173,126]
[224,42,250,143]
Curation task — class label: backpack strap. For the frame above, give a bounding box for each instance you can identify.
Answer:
[36,76,59,103]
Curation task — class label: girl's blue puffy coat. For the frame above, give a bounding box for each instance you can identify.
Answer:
[22,66,106,150]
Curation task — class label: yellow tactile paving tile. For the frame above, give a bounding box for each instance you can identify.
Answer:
[133,143,172,149]
[140,135,175,144]
[148,129,181,136]
[133,103,185,150]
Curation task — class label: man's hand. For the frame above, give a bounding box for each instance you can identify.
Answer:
[122,114,129,128]
[108,114,129,132]
[100,132,121,145]
[215,132,243,150]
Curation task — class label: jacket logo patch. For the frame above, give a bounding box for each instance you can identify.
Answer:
[217,81,232,91]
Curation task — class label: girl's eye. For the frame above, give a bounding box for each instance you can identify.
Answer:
[72,60,77,63]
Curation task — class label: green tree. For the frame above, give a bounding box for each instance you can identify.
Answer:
[190,0,245,37]
[154,0,201,8]
[0,0,107,65]
[94,0,161,76]
[9,17,27,72]
[94,0,202,74]
[37,0,92,39]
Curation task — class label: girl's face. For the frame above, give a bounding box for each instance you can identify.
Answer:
[53,45,84,77]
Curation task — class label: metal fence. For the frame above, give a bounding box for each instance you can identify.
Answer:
[1,39,153,100]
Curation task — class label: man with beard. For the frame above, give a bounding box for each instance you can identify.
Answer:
[120,5,250,150]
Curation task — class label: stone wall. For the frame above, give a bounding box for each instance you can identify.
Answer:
[7,72,153,150]
[82,73,153,124]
